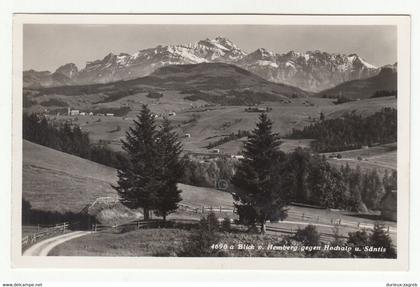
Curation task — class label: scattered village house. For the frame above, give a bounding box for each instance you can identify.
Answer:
[230,154,244,160]
[244,106,271,113]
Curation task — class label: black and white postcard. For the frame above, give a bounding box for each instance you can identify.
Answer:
[11,14,411,270]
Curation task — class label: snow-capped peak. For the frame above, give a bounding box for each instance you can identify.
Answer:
[29,36,382,92]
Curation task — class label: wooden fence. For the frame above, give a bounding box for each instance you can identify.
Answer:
[265,225,348,243]
[91,218,199,233]
[179,203,394,233]
[22,222,69,247]
[89,217,345,243]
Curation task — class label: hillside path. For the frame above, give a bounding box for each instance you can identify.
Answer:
[23,231,91,256]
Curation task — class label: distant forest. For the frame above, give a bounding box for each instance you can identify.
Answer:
[23,113,126,169]
[287,108,397,152]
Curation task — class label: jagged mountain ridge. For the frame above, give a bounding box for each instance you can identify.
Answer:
[24,36,383,91]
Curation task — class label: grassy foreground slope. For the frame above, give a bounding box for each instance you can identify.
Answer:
[23,140,234,214]
[23,140,118,213]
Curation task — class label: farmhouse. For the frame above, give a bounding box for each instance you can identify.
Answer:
[106,113,115,117]
[380,190,397,221]
[245,106,272,113]
[230,154,244,160]
[70,110,80,116]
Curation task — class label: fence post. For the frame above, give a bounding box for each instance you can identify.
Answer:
[302,213,305,220]
[338,219,341,225]
[137,221,140,229]
[202,206,204,214]
[317,216,319,222]
[219,206,222,214]
[387,226,390,233]
[62,223,65,233]
[37,224,40,232]
[357,222,360,229]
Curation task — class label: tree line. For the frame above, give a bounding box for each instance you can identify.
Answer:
[23,113,126,169]
[231,113,396,233]
[281,149,396,212]
[287,108,397,152]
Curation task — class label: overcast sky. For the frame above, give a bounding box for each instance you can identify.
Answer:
[23,24,397,71]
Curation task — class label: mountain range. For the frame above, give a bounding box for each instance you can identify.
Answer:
[23,37,383,92]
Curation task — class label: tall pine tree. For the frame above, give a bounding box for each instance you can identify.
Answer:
[154,117,184,221]
[114,105,161,220]
[231,113,292,233]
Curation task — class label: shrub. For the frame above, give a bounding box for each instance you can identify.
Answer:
[368,223,396,258]
[236,205,258,228]
[347,229,369,258]
[325,226,351,258]
[293,225,320,246]
[205,212,220,232]
[178,213,221,257]
[222,217,231,232]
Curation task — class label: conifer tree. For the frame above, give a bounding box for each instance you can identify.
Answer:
[369,223,397,258]
[231,113,292,234]
[154,117,184,221]
[114,105,161,220]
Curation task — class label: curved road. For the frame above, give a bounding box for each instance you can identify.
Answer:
[23,231,91,256]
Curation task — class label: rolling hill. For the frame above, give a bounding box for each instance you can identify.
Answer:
[316,66,397,100]
[23,63,310,112]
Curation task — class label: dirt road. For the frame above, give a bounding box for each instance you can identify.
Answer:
[23,231,91,256]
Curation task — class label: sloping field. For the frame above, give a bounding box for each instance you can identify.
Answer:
[76,96,396,154]
[23,140,396,233]
[324,143,397,175]
[177,183,234,208]
[23,140,118,213]
[23,140,234,214]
